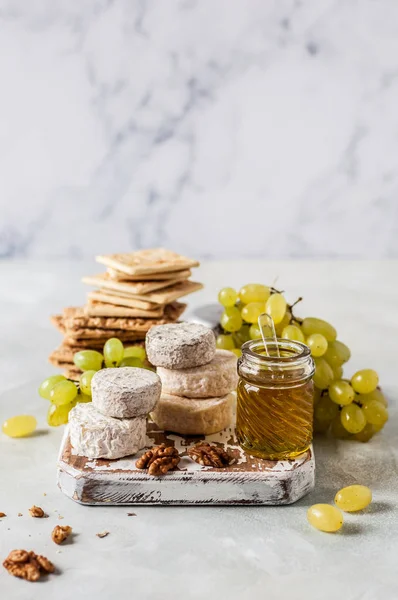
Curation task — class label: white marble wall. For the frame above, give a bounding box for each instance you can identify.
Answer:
[0,0,397,259]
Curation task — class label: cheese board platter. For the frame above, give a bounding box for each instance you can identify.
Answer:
[57,421,315,506]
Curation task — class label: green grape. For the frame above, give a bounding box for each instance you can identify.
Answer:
[241,302,265,324]
[216,334,235,350]
[313,358,334,389]
[324,340,351,366]
[103,338,124,368]
[351,369,379,394]
[354,423,375,443]
[313,387,322,407]
[232,325,251,347]
[123,346,147,361]
[334,485,372,512]
[79,370,96,396]
[231,348,242,358]
[306,333,328,357]
[73,350,103,371]
[329,380,355,406]
[2,415,37,438]
[330,414,352,439]
[340,404,366,434]
[314,417,331,434]
[307,504,343,533]
[218,287,238,308]
[119,357,144,368]
[265,293,287,325]
[249,324,262,340]
[281,324,305,343]
[274,310,292,336]
[220,307,242,333]
[331,364,344,380]
[50,380,78,406]
[361,400,388,427]
[47,402,74,427]
[77,393,92,403]
[315,394,339,423]
[238,284,270,304]
[358,388,387,407]
[38,375,66,400]
[301,317,337,342]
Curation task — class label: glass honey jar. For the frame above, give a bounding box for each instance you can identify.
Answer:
[236,339,315,460]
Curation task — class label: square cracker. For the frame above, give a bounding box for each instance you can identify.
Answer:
[87,290,157,310]
[107,268,192,282]
[96,248,199,276]
[82,273,185,295]
[83,276,203,305]
[84,301,164,318]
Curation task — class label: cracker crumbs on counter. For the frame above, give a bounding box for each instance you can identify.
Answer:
[3,549,55,582]
[52,525,72,545]
[17,513,23,517]
[96,531,110,538]
[29,506,48,518]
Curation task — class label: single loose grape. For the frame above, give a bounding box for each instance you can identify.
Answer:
[220,307,242,333]
[216,334,235,350]
[241,302,265,324]
[47,403,74,427]
[341,404,366,434]
[103,338,124,368]
[218,287,238,308]
[233,325,251,346]
[335,485,372,512]
[265,293,287,325]
[238,284,270,304]
[351,369,379,394]
[73,350,103,371]
[77,393,92,403]
[324,340,351,366]
[281,324,305,343]
[2,415,37,438]
[306,333,328,357]
[358,388,387,407]
[79,370,96,396]
[354,424,375,443]
[123,346,147,361]
[313,358,334,389]
[307,504,343,533]
[50,380,78,406]
[361,400,388,427]
[329,380,355,406]
[38,375,66,400]
[119,357,144,368]
[301,317,337,342]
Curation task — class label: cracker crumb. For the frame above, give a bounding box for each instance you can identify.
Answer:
[58,515,64,520]
[0,512,6,518]
[96,531,110,538]
[127,513,137,516]
[17,513,22,517]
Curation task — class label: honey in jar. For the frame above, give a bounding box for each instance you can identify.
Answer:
[236,339,315,460]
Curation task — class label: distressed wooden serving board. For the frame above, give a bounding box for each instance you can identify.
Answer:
[57,422,315,506]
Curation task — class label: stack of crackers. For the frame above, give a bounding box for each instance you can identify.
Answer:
[49,249,203,380]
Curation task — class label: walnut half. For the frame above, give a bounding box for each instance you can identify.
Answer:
[188,443,231,468]
[136,444,180,476]
[29,505,46,518]
[3,549,55,582]
[52,525,72,545]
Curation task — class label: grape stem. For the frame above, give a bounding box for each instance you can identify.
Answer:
[289,297,303,324]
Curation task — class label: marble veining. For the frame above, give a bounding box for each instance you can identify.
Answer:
[0,0,397,259]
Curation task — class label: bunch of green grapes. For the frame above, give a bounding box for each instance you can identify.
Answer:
[217,284,388,442]
[39,339,148,426]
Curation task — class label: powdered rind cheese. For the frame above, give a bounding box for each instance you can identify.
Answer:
[146,322,216,369]
[92,367,161,418]
[157,350,238,398]
[151,392,235,435]
[69,404,146,459]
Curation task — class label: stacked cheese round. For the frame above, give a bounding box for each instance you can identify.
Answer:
[69,367,161,459]
[146,323,238,435]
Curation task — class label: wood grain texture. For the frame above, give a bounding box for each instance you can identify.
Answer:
[57,422,315,506]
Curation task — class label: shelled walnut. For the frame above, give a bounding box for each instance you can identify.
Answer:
[3,549,55,582]
[29,505,47,518]
[188,443,231,468]
[52,525,72,545]
[136,444,180,476]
